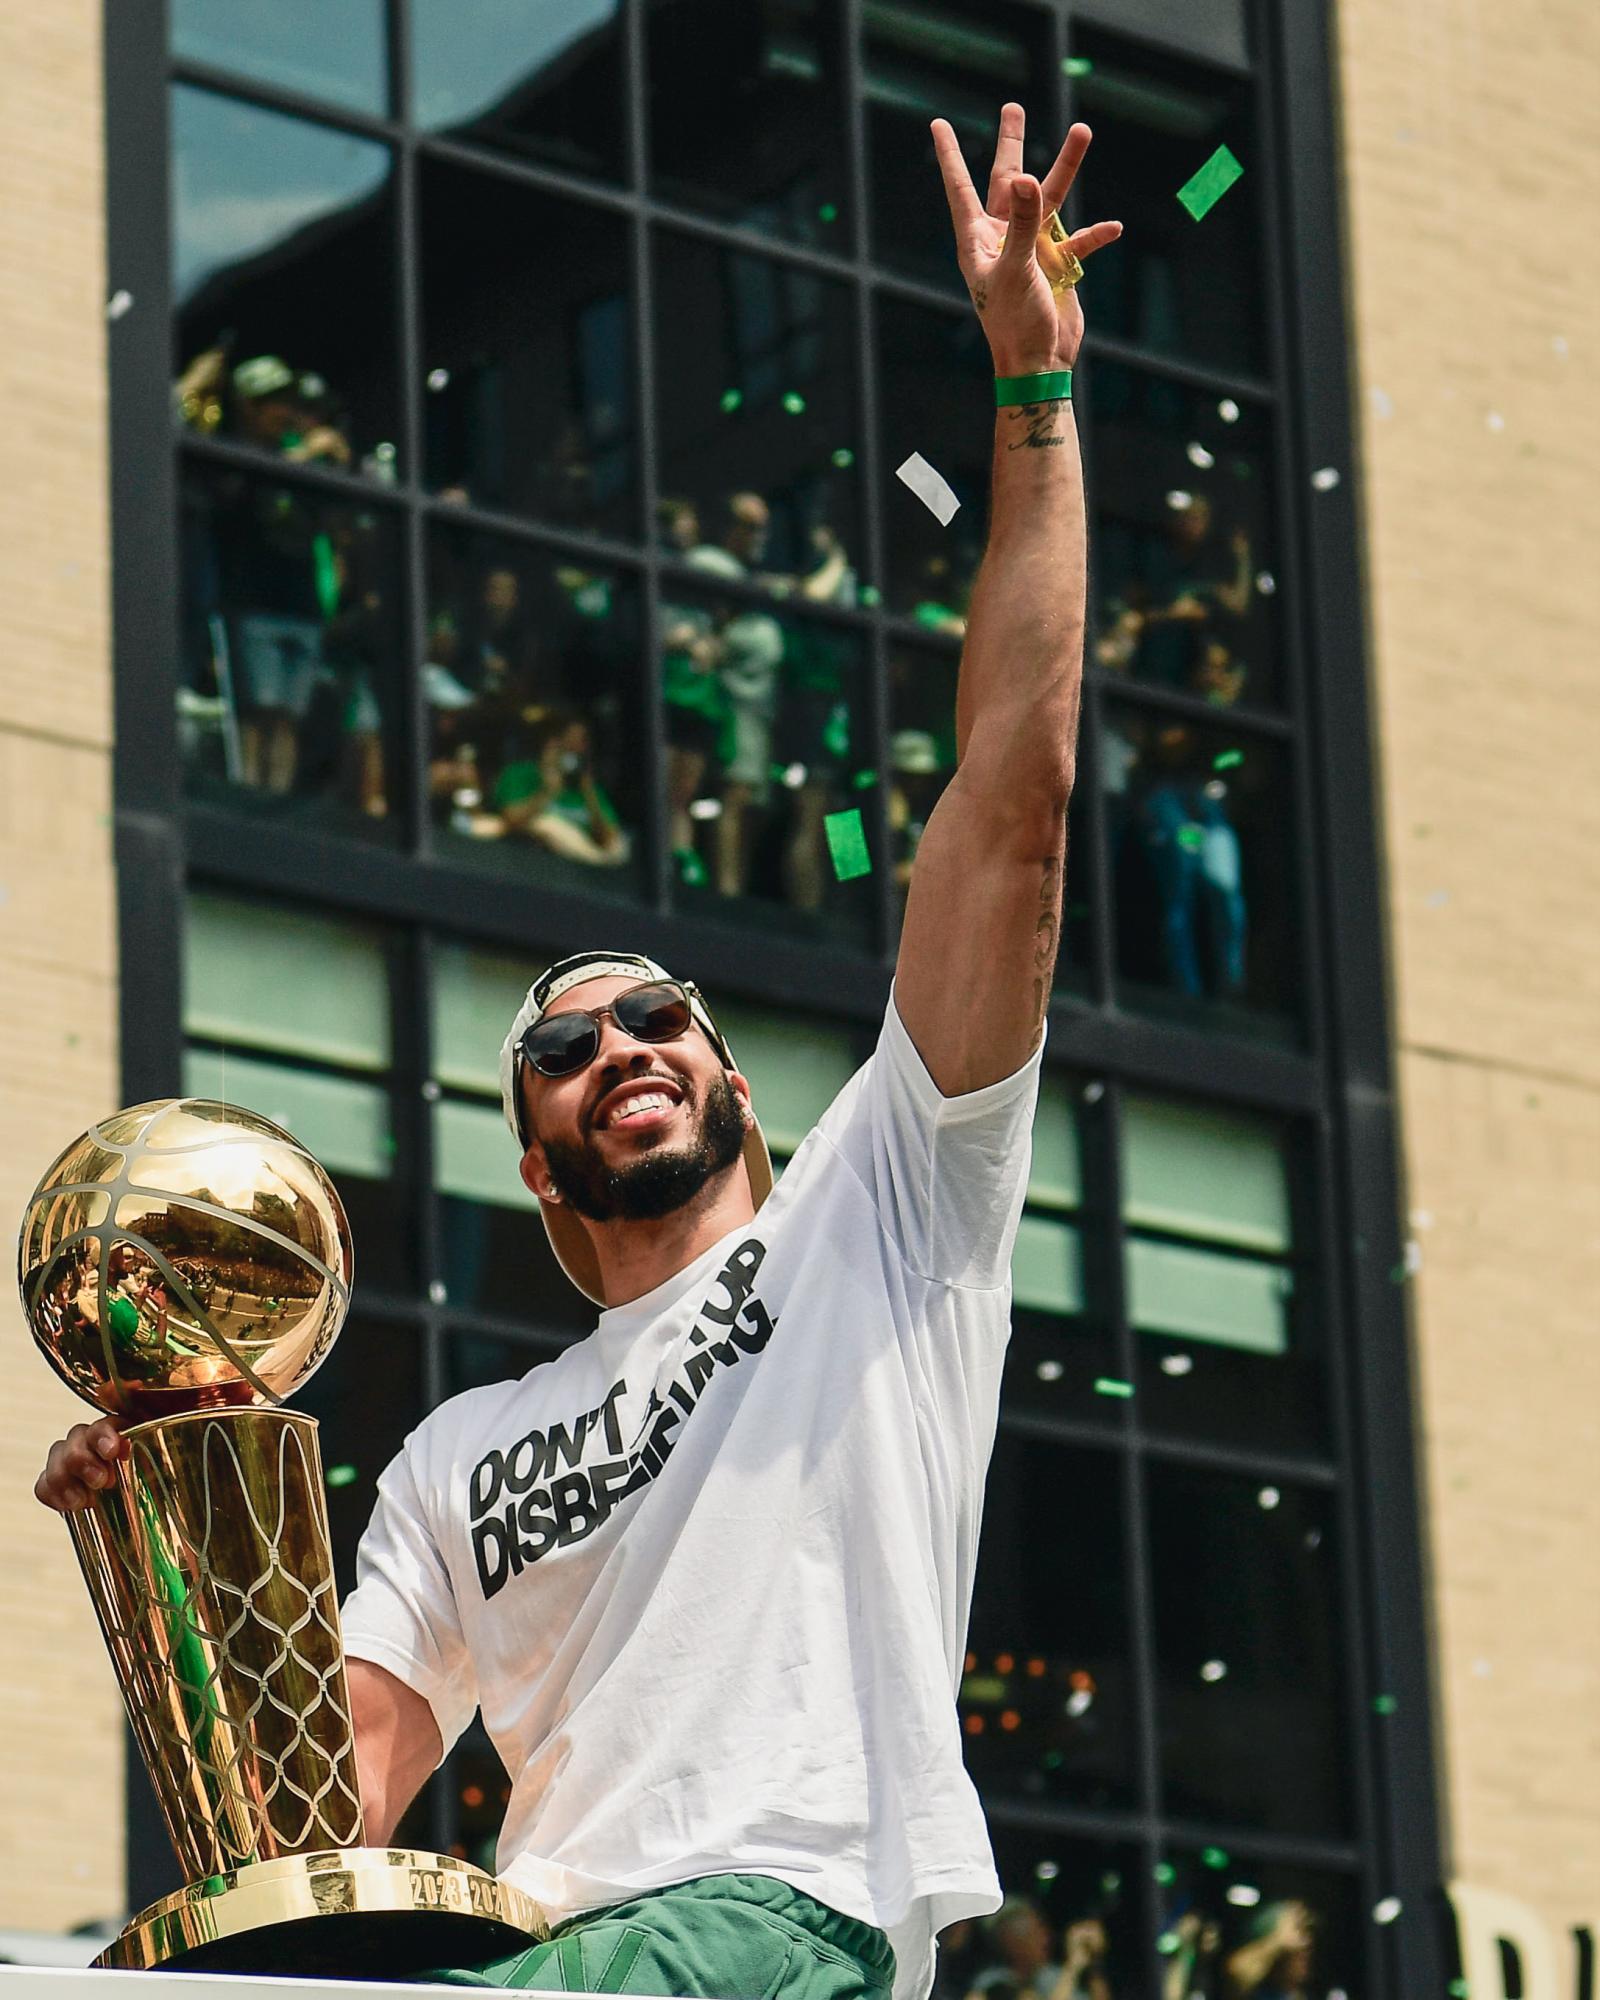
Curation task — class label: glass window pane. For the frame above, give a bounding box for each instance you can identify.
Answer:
[179,460,404,830]
[437,1173,596,1334]
[1148,1466,1351,1837]
[1000,1305,1119,1430]
[864,0,1054,288]
[182,1047,391,1183]
[421,164,637,537]
[434,941,555,1098]
[1123,1092,1290,1249]
[1156,1853,1365,2000]
[661,587,875,942]
[654,237,865,575]
[296,1317,423,1602]
[711,1001,859,1161]
[648,0,850,250]
[445,1328,568,1400]
[1072,30,1263,373]
[972,1832,1148,2000]
[1105,701,1297,1031]
[887,642,1093,989]
[412,0,626,183]
[184,891,391,1067]
[877,300,989,623]
[181,893,410,1292]
[1127,1236,1289,1353]
[1090,363,1283,708]
[426,526,646,900]
[1011,1213,1084,1318]
[172,0,388,117]
[173,86,399,479]
[964,1437,1133,1809]
[1029,1074,1082,1211]
[1123,1091,1323,1451]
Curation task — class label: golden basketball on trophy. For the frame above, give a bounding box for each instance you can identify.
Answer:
[17,1099,546,1976]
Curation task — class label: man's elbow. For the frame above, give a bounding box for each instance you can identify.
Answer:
[958,734,1076,833]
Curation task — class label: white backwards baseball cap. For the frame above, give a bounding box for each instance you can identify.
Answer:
[498,949,773,1304]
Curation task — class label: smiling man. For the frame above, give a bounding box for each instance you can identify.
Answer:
[35,106,1119,2000]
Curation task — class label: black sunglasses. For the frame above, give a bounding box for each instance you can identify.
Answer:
[518,979,701,1083]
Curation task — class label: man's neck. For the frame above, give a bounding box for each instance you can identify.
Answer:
[587,1172,757,1309]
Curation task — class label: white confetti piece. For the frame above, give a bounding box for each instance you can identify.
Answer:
[1373,1898,1403,1926]
[1160,1353,1192,1376]
[106,289,133,320]
[428,1279,448,1305]
[1371,386,1393,419]
[1553,335,1568,358]
[1485,410,1504,432]
[1217,398,1240,423]
[1185,440,1215,468]
[1311,465,1341,491]
[895,452,960,526]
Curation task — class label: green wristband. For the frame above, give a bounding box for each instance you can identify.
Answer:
[994,369,1073,407]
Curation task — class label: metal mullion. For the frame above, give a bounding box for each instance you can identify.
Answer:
[1157,1817,1363,1871]
[1308,1104,1390,1953]
[417,130,639,219]
[180,429,416,507]
[979,1795,1157,1846]
[842,0,893,958]
[170,56,403,141]
[1136,1431,1339,1490]
[1094,1076,1165,1853]
[626,0,672,913]
[1249,0,1331,1087]
[388,0,431,861]
[1088,669,1294,740]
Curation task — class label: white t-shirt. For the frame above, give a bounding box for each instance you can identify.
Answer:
[341,987,1044,2000]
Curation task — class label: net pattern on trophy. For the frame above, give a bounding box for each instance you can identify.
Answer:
[18,1098,352,1417]
[71,1408,364,1876]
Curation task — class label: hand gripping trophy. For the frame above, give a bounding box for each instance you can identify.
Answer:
[17,1097,548,1975]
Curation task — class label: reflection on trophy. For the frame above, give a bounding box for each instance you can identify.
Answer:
[16,1098,547,1975]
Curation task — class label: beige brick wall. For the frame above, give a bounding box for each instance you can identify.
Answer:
[0,0,125,1935]
[1336,0,1600,1935]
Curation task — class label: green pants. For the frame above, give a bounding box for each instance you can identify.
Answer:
[426,1872,896,2000]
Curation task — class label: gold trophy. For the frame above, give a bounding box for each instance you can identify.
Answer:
[17,1098,548,1976]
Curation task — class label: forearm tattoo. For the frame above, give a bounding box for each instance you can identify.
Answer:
[1004,402,1066,451]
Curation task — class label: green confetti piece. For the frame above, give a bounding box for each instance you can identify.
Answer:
[1200,1846,1229,1871]
[1213,748,1244,771]
[1157,1931,1182,1956]
[1372,1694,1399,1716]
[326,1464,359,1489]
[1153,1864,1176,1886]
[719,388,742,413]
[1177,144,1244,222]
[1176,823,1206,853]
[824,808,872,881]
[1447,1982,1470,1998]
[831,447,855,469]
[782,391,807,415]
[852,768,878,790]
[1093,1377,1134,1399]
[857,583,881,607]
[1062,55,1094,77]
[1042,1750,1064,1770]
[818,201,839,223]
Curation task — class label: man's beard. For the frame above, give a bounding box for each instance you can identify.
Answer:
[540,1072,747,1223]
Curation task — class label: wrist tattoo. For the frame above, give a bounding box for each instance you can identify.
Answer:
[1004,403,1066,451]
[971,281,988,315]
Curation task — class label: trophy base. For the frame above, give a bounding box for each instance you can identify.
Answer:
[92,1847,551,1978]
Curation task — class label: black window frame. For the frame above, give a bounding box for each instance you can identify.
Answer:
[106,2,1443,1992]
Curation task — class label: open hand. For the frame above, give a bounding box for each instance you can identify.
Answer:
[932,105,1121,376]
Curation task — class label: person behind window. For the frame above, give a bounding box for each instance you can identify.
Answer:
[491,708,630,868]
[772,521,859,913]
[1105,494,1252,693]
[1162,1907,1224,2000]
[460,565,536,699]
[1135,722,1248,1002]
[686,492,786,897]
[657,499,728,890]
[1223,1900,1320,2000]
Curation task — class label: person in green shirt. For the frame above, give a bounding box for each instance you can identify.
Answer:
[493,713,631,869]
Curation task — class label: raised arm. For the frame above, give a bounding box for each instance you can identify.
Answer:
[894,106,1120,1096]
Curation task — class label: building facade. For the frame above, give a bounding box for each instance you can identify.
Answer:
[1,0,1594,1991]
